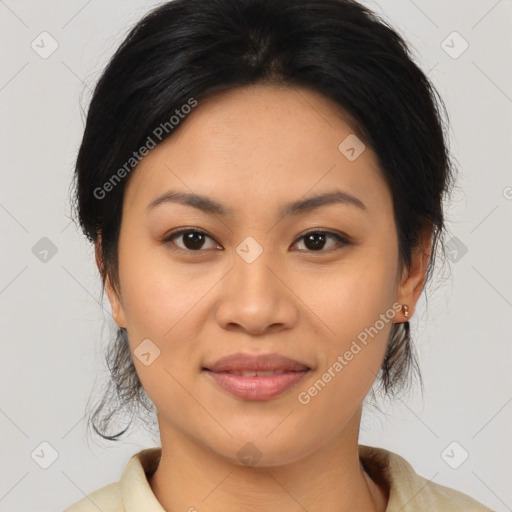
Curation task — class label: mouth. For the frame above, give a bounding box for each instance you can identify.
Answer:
[215,370,295,376]
[202,352,311,401]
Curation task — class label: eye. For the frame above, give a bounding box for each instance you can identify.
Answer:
[163,228,349,253]
[292,230,349,252]
[163,228,221,252]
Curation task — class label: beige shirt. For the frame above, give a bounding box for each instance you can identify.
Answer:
[64,444,495,511]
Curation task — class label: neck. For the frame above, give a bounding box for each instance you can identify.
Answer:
[148,407,388,512]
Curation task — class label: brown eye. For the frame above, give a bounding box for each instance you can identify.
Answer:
[163,228,348,253]
[164,229,221,252]
[293,231,349,252]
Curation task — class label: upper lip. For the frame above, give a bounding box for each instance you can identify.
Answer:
[204,352,310,372]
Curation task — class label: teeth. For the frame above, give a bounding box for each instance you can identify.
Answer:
[228,370,287,377]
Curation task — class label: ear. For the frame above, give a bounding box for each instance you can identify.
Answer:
[95,237,127,328]
[394,224,433,322]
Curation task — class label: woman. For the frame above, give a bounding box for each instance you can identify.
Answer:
[64,0,495,510]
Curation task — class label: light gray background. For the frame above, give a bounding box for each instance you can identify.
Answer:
[0,1,511,511]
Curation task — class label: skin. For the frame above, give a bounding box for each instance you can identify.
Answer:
[98,84,431,512]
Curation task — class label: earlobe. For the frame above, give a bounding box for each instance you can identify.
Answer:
[95,238,127,328]
[104,275,127,328]
[395,226,433,321]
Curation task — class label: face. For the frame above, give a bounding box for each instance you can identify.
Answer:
[101,84,429,466]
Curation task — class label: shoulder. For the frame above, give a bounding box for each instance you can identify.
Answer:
[63,447,163,512]
[358,444,495,512]
[63,482,122,512]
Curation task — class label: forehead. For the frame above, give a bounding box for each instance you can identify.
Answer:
[122,84,390,219]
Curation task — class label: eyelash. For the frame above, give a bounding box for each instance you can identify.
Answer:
[162,228,350,254]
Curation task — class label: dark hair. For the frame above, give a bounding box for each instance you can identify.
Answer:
[72,0,455,441]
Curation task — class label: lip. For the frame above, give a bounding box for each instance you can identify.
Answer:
[203,352,311,401]
[204,352,310,372]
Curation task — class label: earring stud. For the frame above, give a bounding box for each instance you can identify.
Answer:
[402,304,409,318]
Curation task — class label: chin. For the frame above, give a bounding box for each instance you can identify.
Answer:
[205,429,320,468]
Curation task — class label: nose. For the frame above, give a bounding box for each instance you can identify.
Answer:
[214,243,299,336]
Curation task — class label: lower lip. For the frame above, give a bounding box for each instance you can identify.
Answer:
[205,370,309,400]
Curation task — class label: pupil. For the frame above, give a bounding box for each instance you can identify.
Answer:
[185,232,204,250]
[305,233,325,251]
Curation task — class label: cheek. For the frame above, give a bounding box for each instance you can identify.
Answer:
[304,247,399,339]
[293,274,396,435]
[115,247,214,412]
[296,243,399,393]
[117,237,214,336]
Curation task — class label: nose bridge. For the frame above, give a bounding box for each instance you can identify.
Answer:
[214,236,297,333]
[231,235,279,301]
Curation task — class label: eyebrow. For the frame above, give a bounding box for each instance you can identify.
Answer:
[147,189,366,217]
